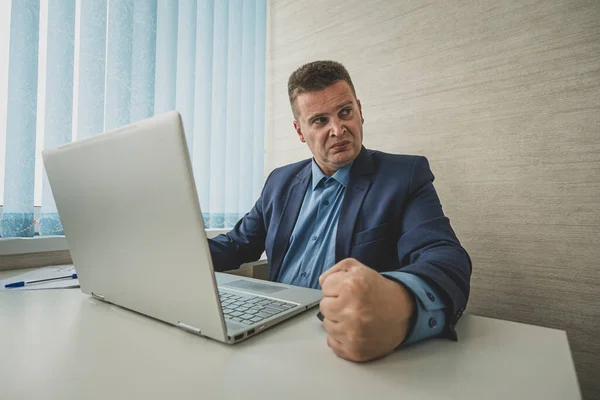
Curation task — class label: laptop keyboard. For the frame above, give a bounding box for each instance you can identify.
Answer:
[218,290,297,325]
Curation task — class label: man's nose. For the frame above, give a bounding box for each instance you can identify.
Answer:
[330,117,345,136]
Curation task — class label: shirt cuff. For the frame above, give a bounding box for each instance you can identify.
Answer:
[381,271,447,346]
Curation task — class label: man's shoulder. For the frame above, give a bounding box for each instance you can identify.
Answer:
[265,158,312,182]
[366,148,426,168]
[365,148,434,185]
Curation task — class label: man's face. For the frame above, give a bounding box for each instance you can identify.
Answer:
[293,80,364,176]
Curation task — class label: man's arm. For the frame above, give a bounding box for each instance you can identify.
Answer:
[392,156,472,339]
[318,156,471,361]
[209,195,267,272]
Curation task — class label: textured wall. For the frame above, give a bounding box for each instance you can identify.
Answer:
[266,0,600,397]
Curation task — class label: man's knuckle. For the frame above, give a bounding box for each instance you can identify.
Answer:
[337,259,349,268]
[346,332,360,346]
[345,274,367,292]
[326,335,336,349]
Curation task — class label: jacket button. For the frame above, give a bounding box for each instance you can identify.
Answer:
[426,292,435,302]
[429,318,437,328]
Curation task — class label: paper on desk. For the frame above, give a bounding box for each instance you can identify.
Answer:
[0,264,80,291]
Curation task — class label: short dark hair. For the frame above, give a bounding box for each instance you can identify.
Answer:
[287,60,357,119]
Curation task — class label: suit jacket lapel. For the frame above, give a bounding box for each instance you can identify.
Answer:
[269,164,311,281]
[336,147,375,262]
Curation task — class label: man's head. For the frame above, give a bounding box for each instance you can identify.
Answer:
[288,61,364,176]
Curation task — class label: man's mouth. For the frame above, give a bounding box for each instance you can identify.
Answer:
[331,141,350,150]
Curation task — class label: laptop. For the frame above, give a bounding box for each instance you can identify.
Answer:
[42,111,322,344]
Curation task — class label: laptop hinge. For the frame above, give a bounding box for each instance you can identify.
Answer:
[177,321,201,335]
[91,292,106,301]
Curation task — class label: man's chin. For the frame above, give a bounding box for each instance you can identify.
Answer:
[332,151,358,167]
[338,146,360,159]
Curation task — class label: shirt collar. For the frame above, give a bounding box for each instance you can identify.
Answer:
[311,159,353,190]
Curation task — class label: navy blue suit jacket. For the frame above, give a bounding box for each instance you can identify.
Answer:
[209,147,472,338]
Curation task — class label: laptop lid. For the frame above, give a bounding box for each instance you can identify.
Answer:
[42,111,227,342]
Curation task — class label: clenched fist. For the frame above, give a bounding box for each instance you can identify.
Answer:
[319,258,416,362]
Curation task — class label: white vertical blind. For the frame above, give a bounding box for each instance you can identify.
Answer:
[0,0,267,237]
[193,0,214,225]
[39,0,76,235]
[207,0,229,228]
[252,0,267,203]
[224,0,243,228]
[154,1,177,115]
[0,0,40,238]
[104,0,134,130]
[175,0,197,149]
[238,0,256,215]
[0,2,11,222]
[130,0,157,122]
[77,0,107,139]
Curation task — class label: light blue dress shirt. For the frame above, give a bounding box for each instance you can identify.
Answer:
[277,161,350,287]
[277,159,446,345]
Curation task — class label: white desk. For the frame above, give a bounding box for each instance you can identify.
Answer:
[0,288,581,400]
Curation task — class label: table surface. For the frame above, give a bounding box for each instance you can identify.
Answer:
[0,274,581,400]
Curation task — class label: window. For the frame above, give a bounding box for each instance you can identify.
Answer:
[0,0,267,238]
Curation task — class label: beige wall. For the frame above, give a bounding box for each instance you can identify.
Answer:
[266,0,600,398]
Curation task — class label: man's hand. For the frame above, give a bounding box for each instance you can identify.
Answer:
[318,258,416,362]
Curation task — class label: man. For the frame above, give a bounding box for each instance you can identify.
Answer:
[209,61,471,362]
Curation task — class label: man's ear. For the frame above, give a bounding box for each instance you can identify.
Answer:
[357,99,365,124]
[293,120,306,143]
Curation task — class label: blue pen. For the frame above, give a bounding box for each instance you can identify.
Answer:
[4,273,78,288]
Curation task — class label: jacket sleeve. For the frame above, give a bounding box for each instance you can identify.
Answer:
[393,156,472,339]
[208,180,269,272]
[381,271,447,345]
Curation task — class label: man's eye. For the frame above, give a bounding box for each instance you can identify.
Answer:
[340,108,352,117]
[313,117,327,125]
